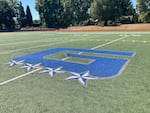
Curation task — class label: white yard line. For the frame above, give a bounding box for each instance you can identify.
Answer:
[0,44,56,55]
[0,68,42,86]
[62,35,128,61]
[62,57,70,61]
[0,38,86,55]
[0,39,57,46]
[91,35,127,50]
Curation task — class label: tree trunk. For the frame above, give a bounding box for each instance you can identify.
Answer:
[104,20,108,26]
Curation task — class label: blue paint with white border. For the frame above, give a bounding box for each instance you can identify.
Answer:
[12,48,135,79]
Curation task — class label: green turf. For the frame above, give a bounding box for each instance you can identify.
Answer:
[45,51,92,64]
[0,32,150,113]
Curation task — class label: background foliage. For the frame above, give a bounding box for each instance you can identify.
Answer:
[0,0,150,29]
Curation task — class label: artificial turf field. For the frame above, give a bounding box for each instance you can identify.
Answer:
[0,32,150,113]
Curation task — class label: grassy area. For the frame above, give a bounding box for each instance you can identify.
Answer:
[45,51,92,64]
[0,32,150,113]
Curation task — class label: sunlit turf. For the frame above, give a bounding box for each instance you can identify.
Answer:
[0,32,150,113]
[46,51,92,64]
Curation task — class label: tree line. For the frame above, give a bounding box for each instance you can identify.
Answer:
[0,0,150,30]
[0,0,33,30]
[35,0,150,27]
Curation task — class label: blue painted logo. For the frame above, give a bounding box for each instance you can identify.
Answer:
[8,48,135,86]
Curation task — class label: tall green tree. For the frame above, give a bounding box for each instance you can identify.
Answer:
[7,0,20,21]
[91,0,135,25]
[91,0,122,26]
[36,0,63,28]
[7,0,19,15]
[0,0,15,29]
[36,0,92,27]
[26,5,33,26]
[19,1,27,27]
[61,0,92,26]
[7,0,26,28]
[120,0,135,16]
[137,0,150,23]
[119,0,137,23]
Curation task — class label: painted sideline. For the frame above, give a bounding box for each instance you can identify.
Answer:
[0,68,42,86]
